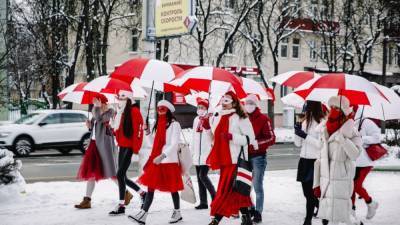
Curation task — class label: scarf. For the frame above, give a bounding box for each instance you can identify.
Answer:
[148,115,167,163]
[196,116,208,132]
[206,110,235,170]
[326,108,347,136]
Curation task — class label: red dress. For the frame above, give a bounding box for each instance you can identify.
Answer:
[138,116,183,192]
[207,113,252,217]
[77,140,104,181]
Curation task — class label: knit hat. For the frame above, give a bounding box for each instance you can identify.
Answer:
[196,97,209,109]
[328,95,353,116]
[244,94,260,107]
[157,100,175,112]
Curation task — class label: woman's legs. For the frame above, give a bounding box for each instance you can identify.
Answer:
[198,165,216,199]
[195,166,208,207]
[86,180,96,198]
[142,189,155,212]
[301,181,318,222]
[171,192,180,210]
[354,167,373,204]
[117,147,143,203]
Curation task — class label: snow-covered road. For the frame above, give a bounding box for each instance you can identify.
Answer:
[0,170,399,225]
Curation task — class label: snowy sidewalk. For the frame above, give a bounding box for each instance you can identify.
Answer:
[1,170,399,225]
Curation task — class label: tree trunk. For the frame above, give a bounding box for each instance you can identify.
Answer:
[163,39,169,62]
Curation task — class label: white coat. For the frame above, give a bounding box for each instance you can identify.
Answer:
[294,119,322,159]
[191,116,213,165]
[210,109,256,164]
[313,119,363,223]
[355,118,381,167]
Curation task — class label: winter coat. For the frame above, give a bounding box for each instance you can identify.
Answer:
[145,120,182,164]
[114,106,144,153]
[90,106,117,178]
[247,109,275,158]
[313,119,362,223]
[210,109,256,164]
[191,116,213,165]
[294,119,322,159]
[355,118,381,167]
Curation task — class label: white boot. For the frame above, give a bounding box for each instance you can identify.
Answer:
[169,209,182,224]
[128,210,148,225]
[366,201,379,220]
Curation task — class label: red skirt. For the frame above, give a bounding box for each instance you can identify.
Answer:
[210,164,252,217]
[77,140,104,181]
[138,162,183,192]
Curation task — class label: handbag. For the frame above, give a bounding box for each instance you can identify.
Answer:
[178,131,193,175]
[180,174,197,204]
[366,144,388,161]
[233,135,253,196]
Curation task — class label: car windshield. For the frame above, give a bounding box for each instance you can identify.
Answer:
[14,113,43,125]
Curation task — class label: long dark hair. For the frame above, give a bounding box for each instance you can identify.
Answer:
[152,109,176,133]
[232,97,247,119]
[123,99,133,137]
[305,100,326,130]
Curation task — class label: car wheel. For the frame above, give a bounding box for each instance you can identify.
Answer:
[57,148,72,155]
[13,136,33,157]
[80,134,91,154]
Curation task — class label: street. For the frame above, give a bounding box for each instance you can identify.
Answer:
[19,143,299,183]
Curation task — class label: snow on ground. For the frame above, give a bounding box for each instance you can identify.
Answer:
[375,145,400,170]
[1,170,399,225]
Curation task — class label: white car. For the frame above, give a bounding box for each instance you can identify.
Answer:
[0,110,91,157]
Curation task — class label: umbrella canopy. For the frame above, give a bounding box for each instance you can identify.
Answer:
[58,82,115,105]
[239,77,273,100]
[293,73,388,105]
[184,91,223,110]
[83,76,147,99]
[110,58,184,91]
[169,66,247,98]
[270,71,320,88]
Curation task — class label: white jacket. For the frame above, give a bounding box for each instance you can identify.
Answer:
[313,119,362,223]
[144,120,182,164]
[294,119,322,159]
[355,118,381,167]
[191,116,213,166]
[210,109,256,164]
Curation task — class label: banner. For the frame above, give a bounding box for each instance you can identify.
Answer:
[155,0,193,38]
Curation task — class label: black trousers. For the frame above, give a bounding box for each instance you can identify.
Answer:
[142,189,180,212]
[195,165,216,205]
[117,147,141,200]
[301,180,319,221]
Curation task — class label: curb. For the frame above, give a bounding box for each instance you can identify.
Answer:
[373,167,400,172]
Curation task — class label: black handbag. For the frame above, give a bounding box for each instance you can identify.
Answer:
[233,135,253,196]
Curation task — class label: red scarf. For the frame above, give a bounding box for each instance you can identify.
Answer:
[326,108,347,136]
[206,113,233,170]
[148,115,167,163]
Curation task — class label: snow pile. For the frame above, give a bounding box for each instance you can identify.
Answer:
[274,127,295,143]
[0,148,26,202]
[375,145,400,170]
[0,170,399,225]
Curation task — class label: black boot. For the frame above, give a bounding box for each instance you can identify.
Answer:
[109,204,125,216]
[322,219,329,225]
[140,192,147,209]
[303,218,312,225]
[195,204,208,210]
[208,218,219,225]
[253,211,262,223]
[241,214,252,225]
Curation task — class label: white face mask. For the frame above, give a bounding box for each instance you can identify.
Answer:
[118,99,127,109]
[197,109,207,117]
[244,104,256,114]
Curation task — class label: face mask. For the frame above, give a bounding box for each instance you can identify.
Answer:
[157,107,168,115]
[197,109,206,116]
[328,108,343,121]
[118,99,127,108]
[244,104,256,114]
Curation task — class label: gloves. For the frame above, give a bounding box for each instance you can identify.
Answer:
[313,186,321,198]
[221,132,233,141]
[153,154,166,165]
[294,124,307,139]
[201,117,211,130]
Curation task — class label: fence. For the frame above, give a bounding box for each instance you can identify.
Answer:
[8,105,38,122]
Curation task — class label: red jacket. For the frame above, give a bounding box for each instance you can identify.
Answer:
[248,109,275,157]
[115,106,144,153]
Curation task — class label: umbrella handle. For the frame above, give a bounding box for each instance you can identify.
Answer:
[146,80,155,127]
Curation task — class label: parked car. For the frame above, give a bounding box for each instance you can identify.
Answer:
[0,110,91,157]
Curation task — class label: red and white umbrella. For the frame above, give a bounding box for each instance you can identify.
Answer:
[169,66,247,98]
[110,58,184,91]
[293,73,388,105]
[270,71,320,88]
[58,82,115,105]
[239,77,273,100]
[83,76,147,99]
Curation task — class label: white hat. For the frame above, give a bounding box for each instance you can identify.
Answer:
[245,94,260,107]
[328,95,353,116]
[157,100,175,112]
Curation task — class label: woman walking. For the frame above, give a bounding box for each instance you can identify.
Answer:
[352,114,380,220]
[129,100,184,225]
[191,98,216,210]
[109,91,146,216]
[75,96,118,209]
[207,91,256,225]
[313,96,362,225]
[294,101,326,225]
[243,94,275,223]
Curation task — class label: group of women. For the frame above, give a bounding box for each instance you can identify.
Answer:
[295,95,380,225]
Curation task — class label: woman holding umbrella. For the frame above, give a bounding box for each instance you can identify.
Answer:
[294,100,326,225]
[129,100,184,224]
[207,91,256,225]
[75,95,118,209]
[109,91,146,216]
[313,95,362,225]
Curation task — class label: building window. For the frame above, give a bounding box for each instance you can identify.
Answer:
[321,43,329,60]
[292,38,300,59]
[280,86,288,97]
[320,0,329,19]
[397,46,400,66]
[367,48,372,64]
[309,40,317,61]
[225,0,234,8]
[388,46,393,65]
[225,32,234,54]
[131,28,139,52]
[280,38,289,58]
